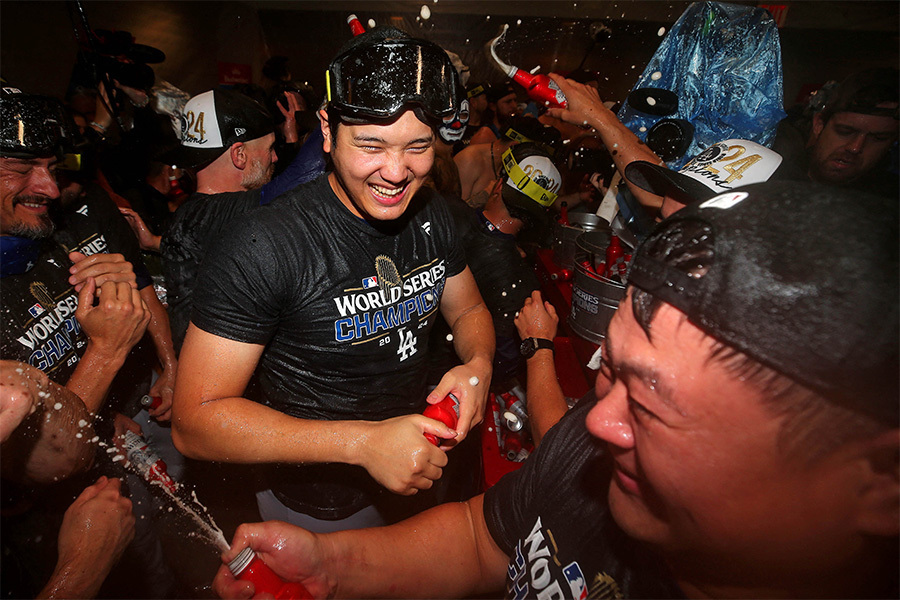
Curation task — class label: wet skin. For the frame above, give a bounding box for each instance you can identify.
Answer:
[322,110,435,222]
[808,110,898,184]
[1,156,59,237]
[586,292,867,576]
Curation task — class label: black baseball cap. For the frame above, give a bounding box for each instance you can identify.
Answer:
[627,181,899,422]
[168,89,274,169]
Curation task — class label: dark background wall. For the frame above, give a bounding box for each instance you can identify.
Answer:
[2,1,897,110]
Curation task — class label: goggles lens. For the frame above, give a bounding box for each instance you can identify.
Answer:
[1,94,77,157]
[328,40,458,121]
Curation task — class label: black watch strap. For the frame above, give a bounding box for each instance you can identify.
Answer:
[520,337,555,358]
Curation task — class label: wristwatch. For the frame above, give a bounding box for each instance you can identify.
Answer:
[519,337,554,358]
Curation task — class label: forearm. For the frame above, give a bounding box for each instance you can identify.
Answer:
[141,288,176,372]
[172,394,369,466]
[64,344,127,413]
[1,379,95,484]
[449,303,495,379]
[524,350,569,446]
[585,107,665,209]
[38,559,109,600]
[325,496,507,598]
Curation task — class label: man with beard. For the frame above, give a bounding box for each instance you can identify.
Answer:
[774,69,898,198]
[152,89,279,352]
[0,87,151,598]
[0,87,150,414]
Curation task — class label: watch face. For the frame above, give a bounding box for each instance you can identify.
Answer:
[520,338,538,358]
[520,338,552,358]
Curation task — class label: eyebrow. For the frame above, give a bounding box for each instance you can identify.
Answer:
[352,133,434,146]
[605,340,687,417]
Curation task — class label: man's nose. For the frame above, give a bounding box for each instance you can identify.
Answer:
[585,382,634,449]
[30,166,60,200]
[845,133,866,154]
[380,152,408,183]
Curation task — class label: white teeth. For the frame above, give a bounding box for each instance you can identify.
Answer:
[371,184,404,198]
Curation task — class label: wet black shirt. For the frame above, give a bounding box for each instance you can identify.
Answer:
[192,174,466,518]
[160,189,264,352]
[484,396,682,599]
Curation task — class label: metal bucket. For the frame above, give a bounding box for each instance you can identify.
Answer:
[567,230,626,344]
[551,213,609,269]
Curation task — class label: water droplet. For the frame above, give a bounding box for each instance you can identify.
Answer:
[75,433,83,439]
[78,419,88,428]
[639,126,647,132]
[469,376,480,386]
[646,97,657,106]
[53,402,62,410]
[516,19,522,25]
[658,27,666,36]
[485,15,491,20]
[368,19,376,28]
[445,333,454,342]
[651,71,662,81]
[420,5,431,19]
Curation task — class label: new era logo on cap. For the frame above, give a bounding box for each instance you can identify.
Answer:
[168,88,274,169]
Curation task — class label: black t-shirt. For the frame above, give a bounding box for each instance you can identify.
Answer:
[484,396,682,599]
[160,189,263,352]
[443,198,539,382]
[1,187,150,383]
[192,173,466,518]
[1,240,86,383]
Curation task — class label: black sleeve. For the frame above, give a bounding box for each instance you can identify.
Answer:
[483,394,598,554]
[430,193,467,279]
[190,210,296,345]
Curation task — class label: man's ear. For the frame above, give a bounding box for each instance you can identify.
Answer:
[318,109,332,154]
[808,112,826,147]
[853,428,900,537]
[230,142,247,170]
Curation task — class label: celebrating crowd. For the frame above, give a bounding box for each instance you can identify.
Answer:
[1,6,897,600]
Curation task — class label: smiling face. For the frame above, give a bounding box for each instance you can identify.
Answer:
[809,109,898,184]
[586,293,868,584]
[1,156,59,238]
[321,109,435,222]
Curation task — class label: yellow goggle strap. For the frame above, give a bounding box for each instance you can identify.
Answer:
[501,148,557,207]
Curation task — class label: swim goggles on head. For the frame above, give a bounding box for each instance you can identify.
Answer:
[1,90,78,158]
[326,39,459,122]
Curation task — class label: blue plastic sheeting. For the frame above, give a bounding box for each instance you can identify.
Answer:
[617,1,787,169]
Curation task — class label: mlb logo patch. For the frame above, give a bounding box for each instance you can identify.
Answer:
[28,303,44,318]
[362,276,378,289]
[562,561,588,600]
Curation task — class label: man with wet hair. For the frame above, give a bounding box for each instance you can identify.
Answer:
[215,181,898,599]
[174,28,493,532]
[1,87,153,598]
[0,87,151,417]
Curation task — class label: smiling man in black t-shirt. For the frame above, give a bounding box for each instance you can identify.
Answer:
[214,182,898,599]
[173,28,494,531]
